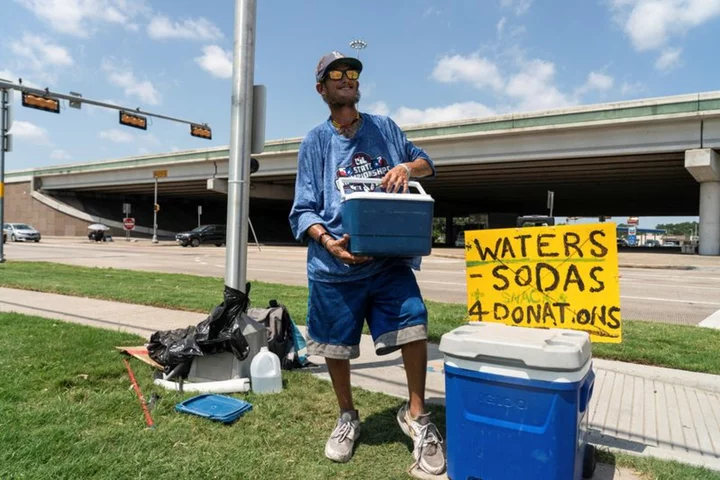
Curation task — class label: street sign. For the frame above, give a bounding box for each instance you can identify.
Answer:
[628,225,637,246]
[153,169,167,178]
[547,190,555,217]
[69,92,82,109]
[123,217,136,230]
[123,202,131,214]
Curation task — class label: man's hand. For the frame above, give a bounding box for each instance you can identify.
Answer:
[325,234,371,265]
[381,164,410,193]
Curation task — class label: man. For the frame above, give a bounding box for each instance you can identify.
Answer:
[289,51,446,476]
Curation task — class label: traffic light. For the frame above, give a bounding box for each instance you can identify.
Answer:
[119,111,147,130]
[22,92,60,114]
[154,203,160,213]
[190,124,212,140]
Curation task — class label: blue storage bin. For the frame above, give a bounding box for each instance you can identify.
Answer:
[439,323,595,480]
[337,178,434,257]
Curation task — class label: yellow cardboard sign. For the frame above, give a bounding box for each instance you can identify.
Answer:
[464,223,621,343]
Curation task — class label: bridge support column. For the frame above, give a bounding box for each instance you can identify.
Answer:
[445,216,454,246]
[685,149,720,255]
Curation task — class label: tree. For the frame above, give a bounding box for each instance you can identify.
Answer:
[654,222,698,236]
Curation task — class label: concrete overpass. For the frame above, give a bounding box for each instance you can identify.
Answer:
[6,91,720,254]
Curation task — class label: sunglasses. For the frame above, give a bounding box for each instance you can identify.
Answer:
[326,69,360,81]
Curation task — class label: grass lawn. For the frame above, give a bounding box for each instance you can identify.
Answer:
[1,312,718,480]
[1,261,719,375]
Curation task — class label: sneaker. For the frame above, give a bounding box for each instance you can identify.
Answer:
[325,410,361,463]
[397,403,446,475]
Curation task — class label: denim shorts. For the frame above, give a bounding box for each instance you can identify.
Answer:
[306,265,428,360]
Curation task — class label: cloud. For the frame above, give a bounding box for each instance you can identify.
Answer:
[423,6,441,17]
[504,59,575,111]
[365,101,390,116]
[575,72,614,95]
[655,47,682,71]
[10,33,74,69]
[497,17,507,36]
[147,15,223,41]
[99,129,134,143]
[195,45,232,78]
[142,133,160,145]
[15,0,149,37]
[392,102,495,126]
[102,59,160,105]
[611,0,720,51]
[620,80,645,95]
[9,120,50,144]
[501,0,533,15]
[50,149,72,160]
[431,54,504,91]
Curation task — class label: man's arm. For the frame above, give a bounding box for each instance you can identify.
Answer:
[380,158,433,193]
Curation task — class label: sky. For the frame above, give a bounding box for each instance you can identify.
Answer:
[2,0,717,229]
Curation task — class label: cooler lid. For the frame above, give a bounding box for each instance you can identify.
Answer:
[343,191,434,203]
[439,323,591,371]
[337,177,434,203]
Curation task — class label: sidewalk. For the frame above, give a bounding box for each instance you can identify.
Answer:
[2,287,719,475]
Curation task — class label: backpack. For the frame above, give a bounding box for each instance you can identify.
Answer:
[247,300,307,370]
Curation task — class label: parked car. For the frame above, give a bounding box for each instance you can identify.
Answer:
[2,229,5,243]
[3,223,41,242]
[645,240,661,248]
[175,224,226,247]
[617,237,628,247]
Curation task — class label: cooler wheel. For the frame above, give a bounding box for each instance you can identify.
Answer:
[582,444,597,478]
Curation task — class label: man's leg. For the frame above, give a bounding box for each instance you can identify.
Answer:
[368,266,446,475]
[305,278,367,463]
[326,358,354,411]
[401,339,428,418]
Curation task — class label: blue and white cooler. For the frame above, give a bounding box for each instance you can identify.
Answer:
[336,177,434,257]
[439,323,597,480]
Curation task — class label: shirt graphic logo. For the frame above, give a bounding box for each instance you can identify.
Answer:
[336,153,391,192]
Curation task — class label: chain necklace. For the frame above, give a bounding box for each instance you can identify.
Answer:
[332,112,362,139]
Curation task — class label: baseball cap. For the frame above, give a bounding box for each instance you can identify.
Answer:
[315,51,363,83]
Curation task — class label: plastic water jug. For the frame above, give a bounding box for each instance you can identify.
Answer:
[250,347,282,394]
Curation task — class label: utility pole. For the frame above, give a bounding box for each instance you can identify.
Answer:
[152,177,159,243]
[225,0,257,292]
[0,88,9,263]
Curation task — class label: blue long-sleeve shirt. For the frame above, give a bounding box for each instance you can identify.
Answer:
[289,113,436,283]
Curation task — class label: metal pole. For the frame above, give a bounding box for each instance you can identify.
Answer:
[248,217,261,252]
[225,0,256,292]
[0,89,7,263]
[0,79,204,127]
[152,177,158,244]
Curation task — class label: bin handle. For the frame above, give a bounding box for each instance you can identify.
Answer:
[335,177,427,198]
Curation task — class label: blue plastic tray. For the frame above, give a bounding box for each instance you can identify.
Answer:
[175,394,252,424]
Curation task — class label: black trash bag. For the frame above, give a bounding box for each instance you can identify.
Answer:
[147,284,251,374]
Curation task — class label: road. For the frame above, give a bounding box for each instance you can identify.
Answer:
[3,238,720,326]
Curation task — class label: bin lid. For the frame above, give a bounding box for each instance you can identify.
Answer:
[439,323,591,371]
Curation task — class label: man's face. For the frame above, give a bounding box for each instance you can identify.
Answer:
[317,63,361,107]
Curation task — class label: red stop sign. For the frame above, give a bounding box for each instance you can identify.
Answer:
[123,218,136,230]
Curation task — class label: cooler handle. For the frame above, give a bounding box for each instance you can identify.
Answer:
[335,177,427,198]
